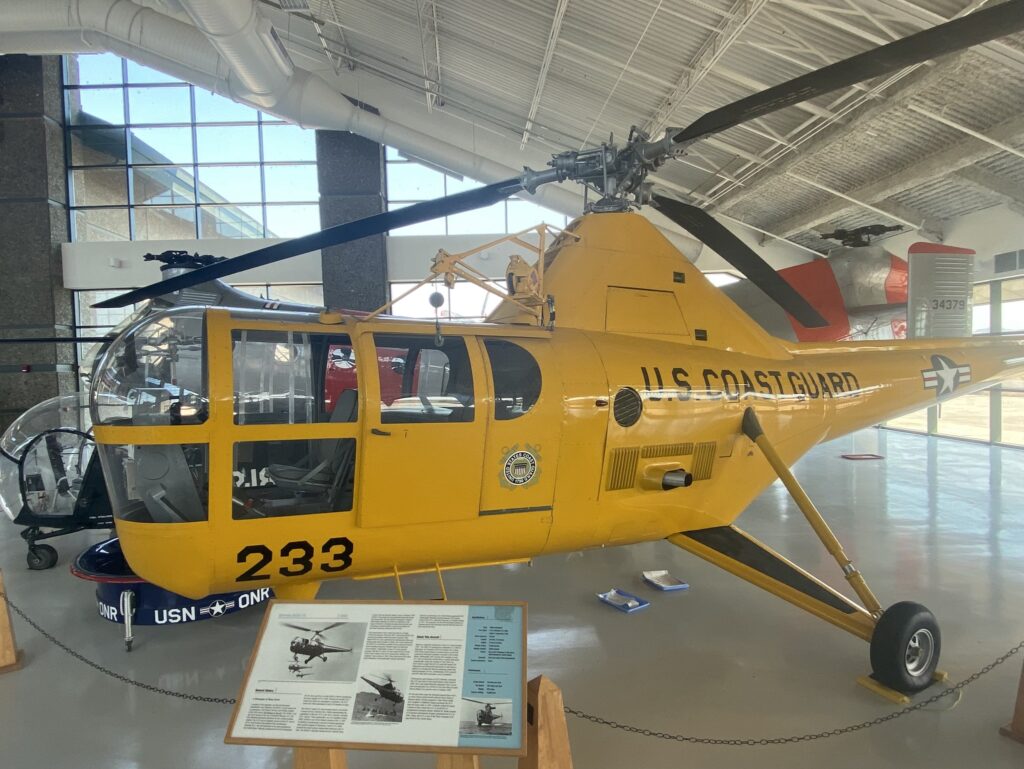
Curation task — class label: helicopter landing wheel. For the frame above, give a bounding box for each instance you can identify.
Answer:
[870,601,941,694]
[26,544,58,571]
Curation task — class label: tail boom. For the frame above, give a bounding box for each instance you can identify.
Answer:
[787,336,1024,441]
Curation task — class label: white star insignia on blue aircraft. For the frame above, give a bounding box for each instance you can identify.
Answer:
[200,598,234,617]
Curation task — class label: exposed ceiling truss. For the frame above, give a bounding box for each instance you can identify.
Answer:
[767,113,1024,237]
[953,167,1024,214]
[521,0,569,149]
[259,0,1024,254]
[642,0,769,136]
[415,0,443,111]
[698,0,995,207]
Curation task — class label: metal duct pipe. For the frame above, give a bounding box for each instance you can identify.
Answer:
[2,0,229,90]
[0,0,587,216]
[177,0,292,106]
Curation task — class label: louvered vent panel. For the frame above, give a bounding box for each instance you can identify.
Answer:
[641,442,695,459]
[691,442,717,481]
[606,447,640,491]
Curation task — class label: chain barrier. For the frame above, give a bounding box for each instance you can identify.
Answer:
[565,639,1024,745]
[1,590,236,705]
[4,589,1022,744]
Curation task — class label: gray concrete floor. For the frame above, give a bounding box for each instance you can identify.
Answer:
[1,428,1023,769]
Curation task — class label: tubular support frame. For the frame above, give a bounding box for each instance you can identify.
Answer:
[667,527,876,642]
[390,563,448,601]
[741,407,883,618]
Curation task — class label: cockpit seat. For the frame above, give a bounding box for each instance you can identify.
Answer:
[266,463,333,487]
[266,390,357,497]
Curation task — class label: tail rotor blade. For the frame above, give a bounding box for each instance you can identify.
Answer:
[672,0,1024,146]
[94,178,523,309]
[652,195,828,329]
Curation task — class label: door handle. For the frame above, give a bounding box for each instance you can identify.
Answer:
[371,428,391,436]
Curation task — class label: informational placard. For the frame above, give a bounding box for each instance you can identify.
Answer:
[226,600,526,756]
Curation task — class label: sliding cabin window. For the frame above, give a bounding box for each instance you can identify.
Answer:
[372,334,475,424]
[484,340,541,420]
[230,329,359,518]
[231,329,358,425]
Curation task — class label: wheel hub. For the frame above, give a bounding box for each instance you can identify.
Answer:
[905,628,935,677]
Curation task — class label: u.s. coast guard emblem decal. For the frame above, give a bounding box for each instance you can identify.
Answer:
[500,444,540,488]
[921,354,971,397]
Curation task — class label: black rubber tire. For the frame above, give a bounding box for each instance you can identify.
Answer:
[26,544,59,570]
[870,601,941,694]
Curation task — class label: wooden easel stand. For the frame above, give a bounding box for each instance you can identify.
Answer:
[293,675,572,768]
[0,570,23,674]
[1001,658,1024,745]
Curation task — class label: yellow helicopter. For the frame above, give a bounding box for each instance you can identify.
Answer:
[90,3,1024,695]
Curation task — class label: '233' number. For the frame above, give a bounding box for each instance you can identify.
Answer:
[236,537,354,582]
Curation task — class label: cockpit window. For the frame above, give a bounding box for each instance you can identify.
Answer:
[373,334,474,424]
[233,330,357,425]
[91,308,207,426]
[484,340,541,420]
[98,443,209,523]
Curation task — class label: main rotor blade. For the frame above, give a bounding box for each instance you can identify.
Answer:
[672,0,1024,146]
[94,178,523,309]
[283,623,315,633]
[319,622,346,632]
[651,195,828,329]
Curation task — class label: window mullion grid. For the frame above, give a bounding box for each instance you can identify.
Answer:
[259,110,268,237]
[190,84,200,237]
[122,68,136,240]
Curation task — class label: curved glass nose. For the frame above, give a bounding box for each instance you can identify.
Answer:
[90,307,208,426]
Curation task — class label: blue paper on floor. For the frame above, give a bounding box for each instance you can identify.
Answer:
[597,588,650,613]
[642,570,689,591]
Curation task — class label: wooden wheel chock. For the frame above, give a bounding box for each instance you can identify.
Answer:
[293,748,347,769]
[1001,658,1024,745]
[0,570,23,674]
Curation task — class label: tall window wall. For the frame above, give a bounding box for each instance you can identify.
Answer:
[985,276,1024,446]
[65,55,576,327]
[385,147,569,237]
[64,53,324,339]
[886,275,1024,447]
[65,53,319,243]
[384,148,570,318]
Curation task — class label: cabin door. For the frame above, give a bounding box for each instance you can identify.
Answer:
[358,332,486,527]
[477,338,560,519]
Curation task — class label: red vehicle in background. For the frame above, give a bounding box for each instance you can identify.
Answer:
[324,344,409,412]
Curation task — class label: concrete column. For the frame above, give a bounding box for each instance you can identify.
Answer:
[0,55,74,433]
[315,131,387,311]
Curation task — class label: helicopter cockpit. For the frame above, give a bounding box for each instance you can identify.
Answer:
[88,300,552,597]
[90,307,210,526]
[90,306,366,526]
[0,393,95,522]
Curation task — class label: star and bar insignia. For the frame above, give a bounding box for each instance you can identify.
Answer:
[199,598,235,617]
[921,354,972,397]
